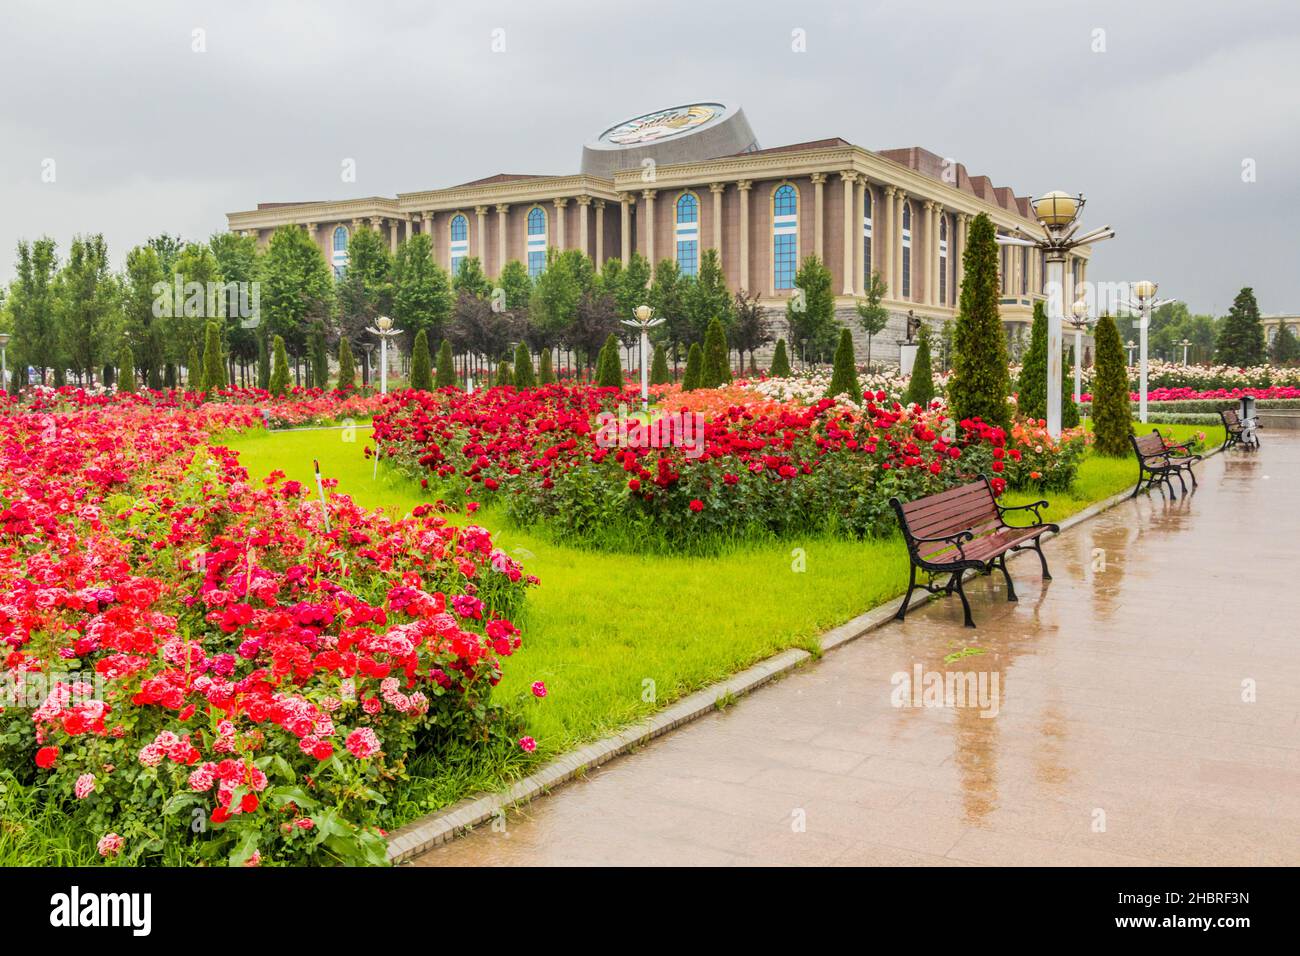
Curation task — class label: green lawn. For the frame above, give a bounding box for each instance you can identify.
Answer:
[225,420,1222,777]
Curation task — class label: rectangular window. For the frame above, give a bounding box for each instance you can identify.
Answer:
[862,201,873,288]
[901,226,912,298]
[773,211,797,290]
[676,239,698,277]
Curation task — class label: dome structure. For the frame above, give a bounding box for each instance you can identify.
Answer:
[580,102,758,178]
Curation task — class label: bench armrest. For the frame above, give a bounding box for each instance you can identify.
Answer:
[908,529,975,560]
[1162,438,1199,456]
[997,499,1048,526]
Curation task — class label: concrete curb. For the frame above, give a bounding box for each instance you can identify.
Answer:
[386,443,1224,864]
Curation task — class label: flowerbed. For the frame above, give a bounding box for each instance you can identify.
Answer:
[373,384,1086,552]
[0,399,533,865]
[1079,385,1300,403]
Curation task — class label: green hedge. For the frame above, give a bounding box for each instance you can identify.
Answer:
[1080,397,1300,414]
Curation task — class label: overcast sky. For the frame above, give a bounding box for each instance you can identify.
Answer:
[2,0,1297,315]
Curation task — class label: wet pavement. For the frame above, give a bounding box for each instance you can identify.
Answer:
[414,434,1300,866]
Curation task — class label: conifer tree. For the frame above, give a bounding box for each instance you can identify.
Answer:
[256,332,270,391]
[596,333,623,387]
[496,361,513,387]
[700,317,731,388]
[650,343,671,385]
[538,347,555,385]
[905,329,935,408]
[770,338,792,378]
[188,346,201,389]
[201,321,225,394]
[336,338,356,391]
[1215,287,1266,367]
[682,342,703,391]
[118,344,137,394]
[1091,314,1133,456]
[513,341,535,388]
[1016,301,1049,420]
[826,328,860,400]
[949,213,1011,430]
[311,326,330,389]
[269,335,291,397]
[435,338,456,388]
[1061,347,1080,428]
[409,329,433,391]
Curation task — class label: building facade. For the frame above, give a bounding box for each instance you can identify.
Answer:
[227,103,1091,365]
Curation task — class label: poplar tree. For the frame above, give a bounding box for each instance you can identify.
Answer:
[1090,315,1133,456]
[949,213,1011,430]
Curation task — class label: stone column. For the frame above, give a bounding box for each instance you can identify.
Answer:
[641,190,656,264]
[305,221,319,257]
[923,201,937,306]
[576,195,591,257]
[594,200,606,264]
[954,213,968,305]
[619,193,632,264]
[404,217,413,241]
[854,179,866,296]
[422,212,435,260]
[893,191,907,299]
[709,182,725,267]
[881,186,896,299]
[811,172,827,261]
[353,218,364,232]
[553,198,568,252]
[496,204,509,272]
[737,180,752,292]
[475,206,489,263]
[840,171,856,296]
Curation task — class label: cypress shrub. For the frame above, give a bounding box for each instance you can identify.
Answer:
[596,333,623,388]
[436,339,456,388]
[311,327,330,389]
[700,318,731,388]
[650,344,671,385]
[269,335,291,397]
[409,330,433,391]
[513,342,535,388]
[256,334,270,390]
[949,213,1011,430]
[1016,301,1049,420]
[118,344,137,394]
[1091,314,1133,456]
[826,327,860,400]
[304,363,314,389]
[188,347,201,389]
[8,365,20,396]
[201,321,225,393]
[770,338,792,378]
[682,342,703,391]
[905,331,935,408]
[496,361,513,387]
[1061,348,1080,428]
[1215,287,1266,367]
[336,338,356,391]
[538,348,555,384]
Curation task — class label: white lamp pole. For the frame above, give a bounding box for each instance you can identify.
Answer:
[621,304,665,413]
[997,191,1114,439]
[364,315,403,395]
[0,333,9,389]
[1181,338,1192,366]
[1068,298,1091,405]
[1120,282,1173,425]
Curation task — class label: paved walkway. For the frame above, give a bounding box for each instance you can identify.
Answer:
[414,434,1300,866]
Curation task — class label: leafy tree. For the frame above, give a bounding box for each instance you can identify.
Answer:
[787,255,836,364]
[682,342,703,391]
[905,328,935,408]
[165,242,223,373]
[770,338,791,377]
[117,344,137,393]
[260,226,332,369]
[530,248,585,350]
[1271,323,1300,364]
[826,328,860,400]
[731,289,771,374]
[856,271,890,368]
[337,337,356,391]
[569,288,618,374]
[269,335,291,396]
[121,244,166,388]
[10,237,60,382]
[146,234,186,276]
[513,340,535,388]
[409,329,433,391]
[649,258,689,359]
[684,248,732,346]
[335,227,393,350]
[614,252,651,327]
[538,346,554,384]
[1091,314,1133,456]
[201,320,225,393]
[393,235,452,351]
[1016,300,1049,420]
[596,332,622,387]
[650,343,671,384]
[949,213,1011,431]
[436,338,456,388]
[1215,287,1266,367]
[208,230,260,377]
[453,256,492,300]
[700,316,731,388]
[56,235,117,385]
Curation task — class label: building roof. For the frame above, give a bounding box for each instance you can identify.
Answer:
[444,173,551,189]
[733,137,851,157]
[257,201,324,209]
[879,146,1032,216]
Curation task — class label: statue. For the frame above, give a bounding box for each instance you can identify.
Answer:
[904,310,922,344]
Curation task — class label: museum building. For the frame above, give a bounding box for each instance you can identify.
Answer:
[227,103,1091,361]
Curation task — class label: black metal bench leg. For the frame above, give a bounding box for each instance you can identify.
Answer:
[1033,538,1052,580]
[998,555,1018,602]
[895,564,916,622]
[1130,466,1144,498]
[951,572,975,628]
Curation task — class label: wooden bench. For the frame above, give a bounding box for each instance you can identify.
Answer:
[1219,408,1259,450]
[890,477,1059,628]
[1130,429,1202,500]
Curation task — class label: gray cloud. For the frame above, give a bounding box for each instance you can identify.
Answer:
[1,0,1297,315]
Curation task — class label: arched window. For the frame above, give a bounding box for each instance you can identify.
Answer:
[938,215,948,305]
[862,187,873,289]
[901,202,912,299]
[675,192,700,277]
[449,214,469,276]
[526,207,547,278]
[331,226,349,278]
[772,184,798,291]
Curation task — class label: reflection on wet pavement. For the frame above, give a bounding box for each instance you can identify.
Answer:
[413,436,1300,866]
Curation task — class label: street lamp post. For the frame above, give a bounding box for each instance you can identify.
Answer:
[1181,338,1192,366]
[1126,340,1136,366]
[621,304,665,412]
[364,315,403,396]
[1120,281,1174,425]
[1067,299,1092,405]
[996,191,1115,439]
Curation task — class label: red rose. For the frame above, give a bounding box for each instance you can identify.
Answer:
[627,478,640,491]
[688,499,704,513]
[991,461,1004,472]
[240,793,260,814]
[35,746,58,769]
